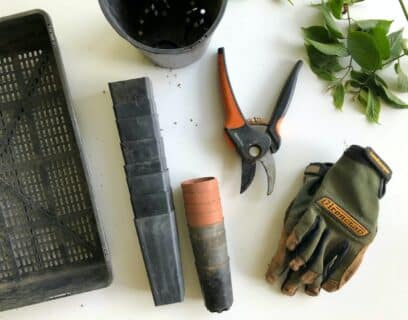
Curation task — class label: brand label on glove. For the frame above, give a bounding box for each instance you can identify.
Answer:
[318,197,369,237]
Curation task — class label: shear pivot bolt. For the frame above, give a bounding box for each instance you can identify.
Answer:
[249,145,261,158]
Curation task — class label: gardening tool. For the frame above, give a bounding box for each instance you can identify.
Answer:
[109,78,184,306]
[181,177,233,313]
[217,48,303,195]
[99,0,227,68]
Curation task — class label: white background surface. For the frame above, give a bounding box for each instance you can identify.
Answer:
[1,0,408,319]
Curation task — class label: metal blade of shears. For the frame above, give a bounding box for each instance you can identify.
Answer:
[259,153,276,195]
[240,160,256,194]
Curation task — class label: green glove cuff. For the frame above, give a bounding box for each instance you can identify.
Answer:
[344,145,392,198]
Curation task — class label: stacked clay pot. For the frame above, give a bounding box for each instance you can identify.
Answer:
[181,177,233,313]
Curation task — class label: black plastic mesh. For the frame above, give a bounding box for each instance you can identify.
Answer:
[0,12,108,306]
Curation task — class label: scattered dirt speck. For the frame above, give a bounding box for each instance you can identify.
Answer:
[173,121,177,125]
[190,118,193,122]
[80,304,84,308]
[102,90,106,94]
[177,83,181,88]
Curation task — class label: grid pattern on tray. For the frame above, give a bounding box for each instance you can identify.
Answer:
[0,46,103,282]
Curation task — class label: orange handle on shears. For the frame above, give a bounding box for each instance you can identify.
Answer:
[217,48,246,130]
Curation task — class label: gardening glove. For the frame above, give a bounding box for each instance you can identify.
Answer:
[266,145,392,296]
[265,162,333,294]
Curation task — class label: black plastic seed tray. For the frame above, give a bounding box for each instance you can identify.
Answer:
[114,98,155,118]
[111,78,157,119]
[110,78,156,108]
[131,191,174,218]
[125,160,167,176]
[0,10,111,311]
[121,138,166,164]
[116,115,162,140]
[127,171,171,196]
[133,211,183,305]
[109,77,184,306]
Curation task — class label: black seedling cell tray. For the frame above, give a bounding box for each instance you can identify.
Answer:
[121,138,165,164]
[116,115,161,141]
[0,10,111,311]
[109,78,155,106]
[124,159,168,176]
[109,77,184,306]
[110,78,157,119]
[113,98,156,119]
[127,171,171,195]
[134,210,184,305]
[131,191,174,219]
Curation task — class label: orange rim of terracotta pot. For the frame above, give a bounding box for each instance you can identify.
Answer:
[181,177,223,227]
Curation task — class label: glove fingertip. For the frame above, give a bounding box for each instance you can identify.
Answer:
[281,285,298,296]
[289,257,305,271]
[286,231,298,251]
[265,272,278,284]
[300,270,319,285]
[305,286,321,296]
[322,279,340,292]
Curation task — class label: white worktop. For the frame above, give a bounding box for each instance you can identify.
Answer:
[1,1,407,319]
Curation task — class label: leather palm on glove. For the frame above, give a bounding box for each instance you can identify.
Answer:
[266,145,392,296]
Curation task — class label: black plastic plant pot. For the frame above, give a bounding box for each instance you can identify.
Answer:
[99,0,228,68]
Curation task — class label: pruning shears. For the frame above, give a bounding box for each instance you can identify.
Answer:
[217,47,303,195]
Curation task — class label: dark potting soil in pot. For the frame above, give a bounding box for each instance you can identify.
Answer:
[116,0,224,49]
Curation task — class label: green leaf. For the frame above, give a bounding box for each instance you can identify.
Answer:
[395,62,408,92]
[306,45,344,72]
[347,31,382,70]
[319,5,345,39]
[310,65,337,81]
[306,44,342,81]
[329,0,344,19]
[354,20,393,34]
[306,39,349,56]
[374,77,408,108]
[403,39,408,54]
[380,87,408,108]
[387,29,404,62]
[357,89,369,108]
[374,74,388,88]
[370,27,390,60]
[306,44,341,81]
[345,80,361,92]
[366,89,381,122]
[302,26,333,43]
[350,70,371,83]
[344,0,366,4]
[333,83,345,109]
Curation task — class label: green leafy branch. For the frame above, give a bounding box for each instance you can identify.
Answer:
[303,0,408,122]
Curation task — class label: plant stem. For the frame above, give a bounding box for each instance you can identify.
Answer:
[398,0,408,22]
[341,57,353,81]
[382,53,407,67]
[344,3,352,25]
[328,57,353,90]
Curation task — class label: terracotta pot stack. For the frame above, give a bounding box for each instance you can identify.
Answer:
[181,177,233,313]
